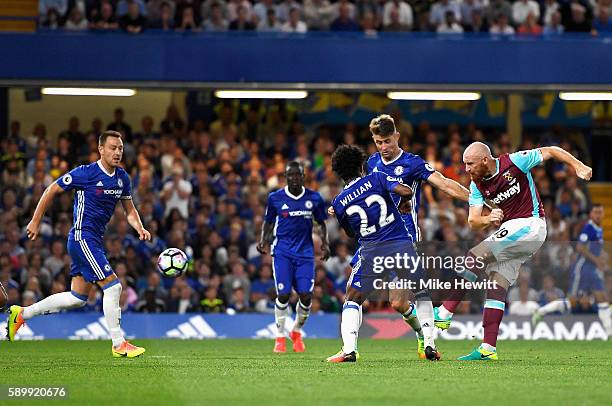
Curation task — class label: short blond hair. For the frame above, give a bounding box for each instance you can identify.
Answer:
[369,114,396,137]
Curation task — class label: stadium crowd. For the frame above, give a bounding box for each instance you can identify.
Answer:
[38,0,612,36]
[0,100,609,317]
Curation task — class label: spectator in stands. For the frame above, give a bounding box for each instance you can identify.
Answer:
[430,0,462,28]
[538,274,565,306]
[303,0,334,31]
[564,1,592,32]
[203,2,228,31]
[437,10,464,32]
[513,0,540,26]
[119,0,147,33]
[592,5,612,33]
[330,2,361,31]
[160,160,193,220]
[490,13,516,34]
[117,0,147,16]
[177,5,202,31]
[107,108,133,143]
[149,1,176,30]
[544,10,565,34]
[229,5,256,30]
[258,8,282,32]
[200,286,225,313]
[253,0,277,24]
[227,0,253,22]
[281,7,307,33]
[361,10,378,35]
[542,0,561,26]
[39,0,68,21]
[136,288,167,312]
[382,0,414,31]
[518,12,543,35]
[463,9,489,32]
[460,0,483,26]
[485,0,513,26]
[90,1,119,30]
[147,0,175,22]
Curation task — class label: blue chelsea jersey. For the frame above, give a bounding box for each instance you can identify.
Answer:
[56,161,132,243]
[332,172,412,245]
[264,187,327,259]
[578,220,604,261]
[366,151,434,241]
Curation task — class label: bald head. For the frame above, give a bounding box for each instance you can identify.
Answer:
[463,142,493,161]
[463,142,496,181]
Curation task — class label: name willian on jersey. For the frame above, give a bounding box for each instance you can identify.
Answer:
[339,176,403,207]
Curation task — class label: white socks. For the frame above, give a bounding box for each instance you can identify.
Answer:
[341,301,361,354]
[597,303,611,335]
[292,300,311,332]
[415,299,435,349]
[537,299,570,316]
[103,282,124,347]
[22,291,86,320]
[438,304,454,319]
[275,298,289,338]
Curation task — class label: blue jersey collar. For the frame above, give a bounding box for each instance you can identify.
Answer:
[381,150,404,165]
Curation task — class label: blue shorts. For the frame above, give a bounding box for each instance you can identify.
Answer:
[67,239,114,283]
[348,240,422,293]
[569,258,604,295]
[272,252,314,295]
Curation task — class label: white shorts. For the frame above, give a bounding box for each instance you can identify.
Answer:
[483,217,547,286]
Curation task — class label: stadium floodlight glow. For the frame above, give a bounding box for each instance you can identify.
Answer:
[41,88,136,97]
[387,92,481,101]
[214,90,308,99]
[559,92,612,101]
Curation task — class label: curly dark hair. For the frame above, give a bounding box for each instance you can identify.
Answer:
[332,145,367,183]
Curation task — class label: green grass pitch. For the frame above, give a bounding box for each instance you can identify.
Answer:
[2,339,611,405]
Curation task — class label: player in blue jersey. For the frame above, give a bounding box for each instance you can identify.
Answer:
[337,114,469,358]
[257,161,330,353]
[532,204,611,337]
[7,131,150,357]
[326,145,440,363]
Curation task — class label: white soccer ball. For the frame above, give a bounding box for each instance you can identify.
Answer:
[157,248,188,278]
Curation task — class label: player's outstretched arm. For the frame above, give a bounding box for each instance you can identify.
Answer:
[26,182,64,240]
[392,183,414,199]
[467,205,504,231]
[539,146,592,180]
[426,171,470,202]
[257,222,275,255]
[121,199,151,241]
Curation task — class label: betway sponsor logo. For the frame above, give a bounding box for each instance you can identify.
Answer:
[70,316,130,340]
[166,315,217,339]
[491,183,521,205]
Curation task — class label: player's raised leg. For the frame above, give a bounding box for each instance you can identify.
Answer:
[327,284,362,363]
[7,275,89,341]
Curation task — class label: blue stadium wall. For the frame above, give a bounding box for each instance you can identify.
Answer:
[0,32,611,86]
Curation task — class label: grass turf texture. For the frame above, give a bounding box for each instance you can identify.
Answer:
[2,339,610,405]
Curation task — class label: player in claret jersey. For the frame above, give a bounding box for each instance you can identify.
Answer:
[434,141,592,360]
[532,204,611,337]
[257,161,330,353]
[6,131,150,358]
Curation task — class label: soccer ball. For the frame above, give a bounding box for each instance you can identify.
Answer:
[157,248,188,278]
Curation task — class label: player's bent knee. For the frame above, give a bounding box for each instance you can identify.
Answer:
[69,291,88,308]
[276,294,290,305]
[298,294,312,307]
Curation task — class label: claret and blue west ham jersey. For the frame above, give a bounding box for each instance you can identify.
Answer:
[264,186,327,259]
[366,151,434,241]
[468,149,545,221]
[332,171,412,244]
[57,161,133,243]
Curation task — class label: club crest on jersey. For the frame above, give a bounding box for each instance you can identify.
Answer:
[118,179,123,188]
[104,264,112,272]
[394,166,404,176]
[502,171,516,184]
[62,174,72,185]
[305,200,313,209]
